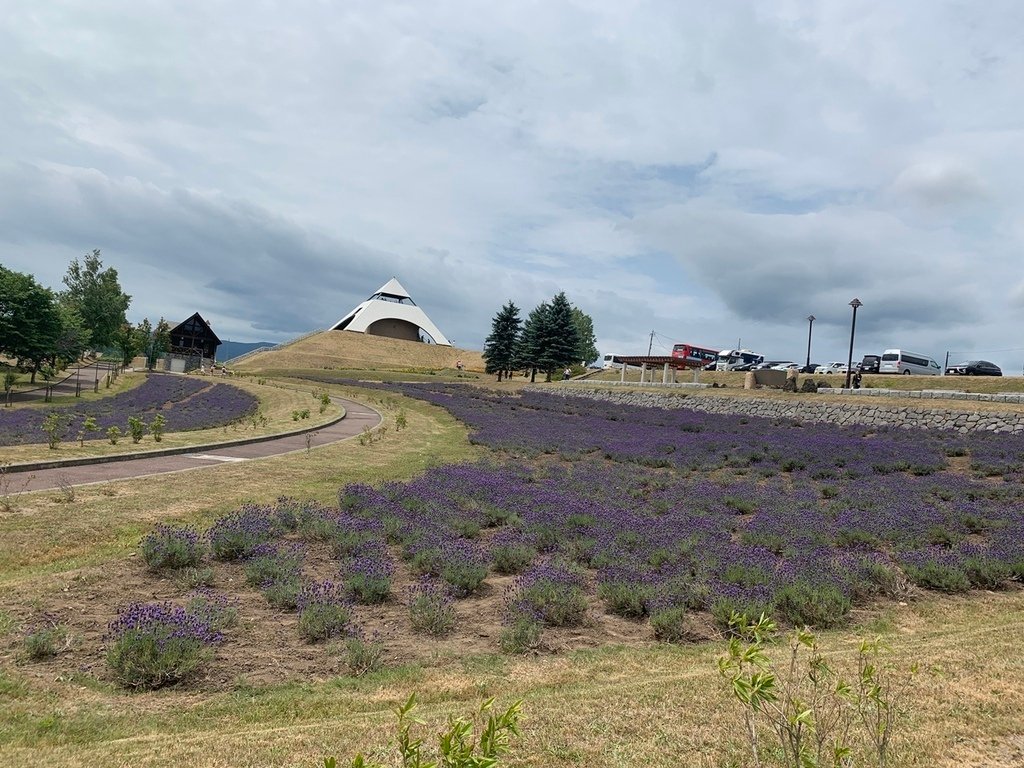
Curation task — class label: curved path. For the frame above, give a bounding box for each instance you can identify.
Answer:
[11,396,381,494]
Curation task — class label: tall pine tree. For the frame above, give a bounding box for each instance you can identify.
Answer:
[571,306,598,366]
[540,292,581,380]
[517,301,550,383]
[482,301,521,381]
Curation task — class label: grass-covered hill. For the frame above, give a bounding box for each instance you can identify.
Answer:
[233,330,485,374]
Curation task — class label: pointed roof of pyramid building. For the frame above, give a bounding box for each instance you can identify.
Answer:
[330,277,452,346]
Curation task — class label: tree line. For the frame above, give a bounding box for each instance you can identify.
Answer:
[0,250,171,383]
[482,291,598,382]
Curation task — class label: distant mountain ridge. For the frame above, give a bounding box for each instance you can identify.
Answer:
[218,340,276,362]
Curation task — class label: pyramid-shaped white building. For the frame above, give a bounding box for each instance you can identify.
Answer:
[330,278,452,346]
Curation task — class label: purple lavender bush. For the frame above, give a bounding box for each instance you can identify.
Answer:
[407,578,456,636]
[342,543,395,604]
[297,580,354,642]
[140,524,205,570]
[105,602,223,689]
[208,505,278,561]
[507,561,588,627]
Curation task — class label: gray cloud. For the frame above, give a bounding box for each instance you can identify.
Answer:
[1,2,1023,371]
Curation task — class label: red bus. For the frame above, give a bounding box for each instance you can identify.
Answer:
[671,343,719,368]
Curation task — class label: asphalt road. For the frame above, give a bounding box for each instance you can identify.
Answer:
[9,396,381,494]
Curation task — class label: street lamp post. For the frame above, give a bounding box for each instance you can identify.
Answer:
[805,315,815,370]
[845,299,863,389]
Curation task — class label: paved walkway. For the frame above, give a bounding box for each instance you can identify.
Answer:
[12,396,381,493]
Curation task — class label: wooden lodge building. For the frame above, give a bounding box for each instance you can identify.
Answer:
[168,312,221,362]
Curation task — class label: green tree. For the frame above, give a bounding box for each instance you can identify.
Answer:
[0,266,63,382]
[60,249,131,349]
[147,317,171,369]
[517,301,550,383]
[54,303,91,366]
[482,301,522,381]
[112,320,154,366]
[570,306,598,366]
[538,292,581,381]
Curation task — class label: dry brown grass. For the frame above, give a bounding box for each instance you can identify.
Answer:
[2,379,1024,768]
[236,330,486,374]
[2,375,343,464]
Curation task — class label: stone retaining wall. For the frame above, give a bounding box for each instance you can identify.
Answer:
[531,386,1024,434]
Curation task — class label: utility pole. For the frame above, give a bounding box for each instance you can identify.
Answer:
[647,330,655,356]
[944,351,949,376]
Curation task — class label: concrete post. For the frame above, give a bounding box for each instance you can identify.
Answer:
[640,364,646,385]
[620,364,626,383]
[662,362,670,384]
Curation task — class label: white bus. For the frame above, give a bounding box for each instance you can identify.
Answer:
[715,349,764,371]
[601,354,623,370]
[878,349,942,376]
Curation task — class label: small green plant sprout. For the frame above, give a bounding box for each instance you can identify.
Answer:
[150,413,166,442]
[107,425,122,445]
[127,416,146,443]
[319,391,331,414]
[358,425,373,446]
[396,409,408,431]
[292,410,302,422]
[23,615,69,661]
[41,413,64,450]
[331,693,523,768]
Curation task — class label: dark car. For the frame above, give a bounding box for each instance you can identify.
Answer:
[800,363,821,374]
[859,354,881,374]
[946,360,1002,376]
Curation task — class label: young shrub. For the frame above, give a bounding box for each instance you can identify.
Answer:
[343,631,385,676]
[80,414,98,446]
[127,416,146,443]
[343,547,395,605]
[107,425,122,445]
[499,616,543,654]
[140,524,205,570]
[244,543,304,588]
[395,409,408,430]
[438,540,489,597]
[150,413,166,442]
[319,392,331,414]
[649,606,692,643]
[186,589,239,632]
[23,615,69,661]
[509,561,588,627]
[41,413,64,450]
[207,506,277,560]
[773,580,852,629]
[297,580,353,642]
[263,577,302,610]
[490,529,538,575]
[174,566,215,590]
[407,578,456,636]
[105,602,222,689]
[597,566,655,618]
[898,550,971,593]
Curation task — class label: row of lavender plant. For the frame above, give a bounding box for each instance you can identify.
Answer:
[0,374,259,445]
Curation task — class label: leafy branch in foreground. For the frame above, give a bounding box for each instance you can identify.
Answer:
[718,612,916,768]
[325,693,523,768]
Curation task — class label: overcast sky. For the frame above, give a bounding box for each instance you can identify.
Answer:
[3,2,1023,370]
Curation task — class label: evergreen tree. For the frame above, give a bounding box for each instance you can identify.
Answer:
[482,301,522,381]
[518,301,550,383]
[539,292,581,380]
[570,306,598,366]
[60,249,131,349]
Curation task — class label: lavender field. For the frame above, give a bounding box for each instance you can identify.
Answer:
[184,384,1023,648]
[0,374,259,445]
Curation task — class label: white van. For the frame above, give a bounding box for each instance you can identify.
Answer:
[715,349,764,371]
[879,349,942,376]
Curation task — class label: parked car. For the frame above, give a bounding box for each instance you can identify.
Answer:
[800,363,821,374]
[946,360,1002,376]
[770,362,800,371]
[859,354,881,374]
[814,362,849,375]
[752,360,787,370]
